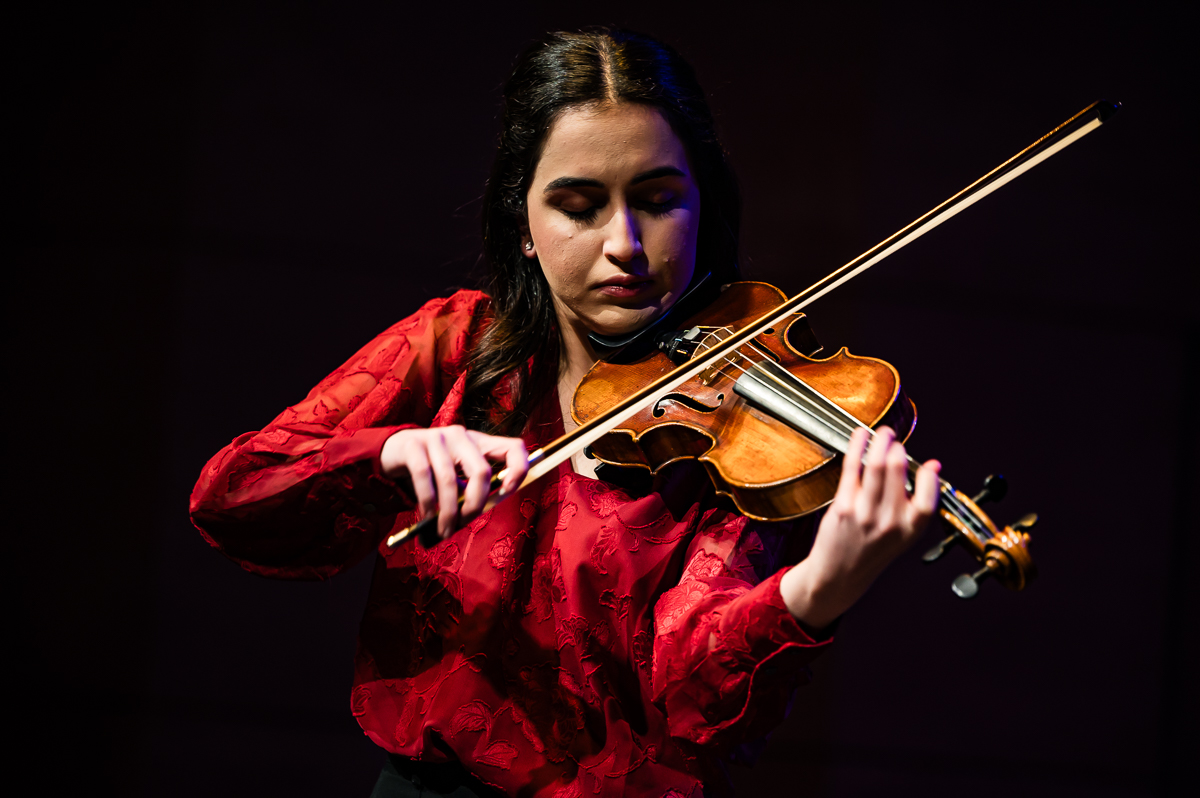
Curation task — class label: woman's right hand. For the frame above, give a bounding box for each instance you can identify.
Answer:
[380,426,530,540]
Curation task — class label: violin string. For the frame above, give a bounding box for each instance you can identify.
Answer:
[696,329,864,441]
[694,335,860,445]
[693,336,990,540]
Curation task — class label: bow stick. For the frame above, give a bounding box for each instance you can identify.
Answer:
[387,99,1120,548]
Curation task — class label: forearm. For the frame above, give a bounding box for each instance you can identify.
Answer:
[190,425,415,576]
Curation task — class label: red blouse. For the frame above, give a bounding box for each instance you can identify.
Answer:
[190,291,831,797]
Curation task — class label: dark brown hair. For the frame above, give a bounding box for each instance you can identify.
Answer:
[463,29,741,435]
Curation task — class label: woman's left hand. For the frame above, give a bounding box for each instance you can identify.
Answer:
[780,425,941,631]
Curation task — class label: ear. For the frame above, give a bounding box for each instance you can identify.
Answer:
[520,226,537,259]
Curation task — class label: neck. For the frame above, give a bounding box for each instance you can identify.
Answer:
[555,312,602,479]
[557,314,600,400]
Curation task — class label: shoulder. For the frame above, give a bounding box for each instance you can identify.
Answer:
[379,288,491,345]
[374,290,492,378]
[380,289,492,336]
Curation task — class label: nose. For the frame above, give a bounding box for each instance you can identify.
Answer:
[602,204,644,266]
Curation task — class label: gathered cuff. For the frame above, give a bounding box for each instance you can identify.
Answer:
[317,424,418,476]
[661,567,834,748]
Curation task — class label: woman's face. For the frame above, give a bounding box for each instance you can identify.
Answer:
[523,102,700,341]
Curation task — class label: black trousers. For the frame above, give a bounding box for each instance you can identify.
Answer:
[369,755,508,798]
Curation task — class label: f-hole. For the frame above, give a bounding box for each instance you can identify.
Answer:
[652,392,725,418]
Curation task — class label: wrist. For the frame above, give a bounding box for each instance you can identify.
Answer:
[780,559,841,632]
[378,425,421,479]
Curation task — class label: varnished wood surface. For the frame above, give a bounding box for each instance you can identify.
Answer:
[575,282,916,520]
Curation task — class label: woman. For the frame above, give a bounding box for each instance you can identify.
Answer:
[190,29,940,798]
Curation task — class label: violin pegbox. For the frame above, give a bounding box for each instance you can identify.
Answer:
[922,474,1038,599]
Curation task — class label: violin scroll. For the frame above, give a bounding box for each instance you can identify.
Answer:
[923,474,1038,599]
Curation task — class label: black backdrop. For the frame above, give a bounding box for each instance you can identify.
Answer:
[15,2,1196,796]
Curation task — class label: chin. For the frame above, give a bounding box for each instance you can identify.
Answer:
[586,305,661,337]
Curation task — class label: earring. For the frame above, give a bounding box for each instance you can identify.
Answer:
[524,242,534,251]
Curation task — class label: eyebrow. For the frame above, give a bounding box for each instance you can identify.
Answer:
[541,166,687,193]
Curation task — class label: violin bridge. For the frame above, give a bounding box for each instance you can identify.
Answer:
[696,326,737,386]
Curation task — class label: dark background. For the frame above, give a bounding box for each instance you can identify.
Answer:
[15,2,1196,796]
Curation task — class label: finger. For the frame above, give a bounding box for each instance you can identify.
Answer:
[425,430,462,539]
[405,439,438,521]
[835,426,871,503]
[447,428,493,520]
[856,426,894,521]
[473,432,530,496]
[880,438,910,518]
[906,459,942,533]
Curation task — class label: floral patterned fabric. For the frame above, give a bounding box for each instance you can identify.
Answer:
[190,291,831,797]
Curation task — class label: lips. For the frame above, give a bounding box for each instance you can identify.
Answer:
[595,275,655,299]
[596,274,652,288]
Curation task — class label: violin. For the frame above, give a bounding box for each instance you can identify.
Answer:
[388,100,1120,599]
[576,280,1032,599]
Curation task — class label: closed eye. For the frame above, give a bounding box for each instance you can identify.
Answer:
[638,198,678,216]
[561,205,601,223]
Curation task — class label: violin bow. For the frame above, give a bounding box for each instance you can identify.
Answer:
[388,99,1120,548]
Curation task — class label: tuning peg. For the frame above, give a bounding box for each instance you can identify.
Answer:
[922,532,960,563]
[1009,512,1038,531]
[972,473,1008,505]
[952,563,994,599]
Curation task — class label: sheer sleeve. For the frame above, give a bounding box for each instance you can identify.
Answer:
[651,514,832,750]
[189,291,490,580]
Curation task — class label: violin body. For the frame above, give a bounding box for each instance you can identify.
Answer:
[573,282,916,520]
